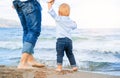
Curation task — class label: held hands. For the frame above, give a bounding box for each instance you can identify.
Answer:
[48,0,55,5]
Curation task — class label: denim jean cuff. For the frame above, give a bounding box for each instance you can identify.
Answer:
[57,63,62,65]
[71,65,77,68]
[22,42,34,54]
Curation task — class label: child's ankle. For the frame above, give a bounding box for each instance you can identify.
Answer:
[56,65,62,71]
[72,67,78,71]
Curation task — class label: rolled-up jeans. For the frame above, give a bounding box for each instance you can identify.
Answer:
[13,0,42,54]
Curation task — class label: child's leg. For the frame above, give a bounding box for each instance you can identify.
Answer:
[65,38,78,71]
[56,38,65,71]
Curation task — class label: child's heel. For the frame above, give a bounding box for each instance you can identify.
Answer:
[56,65,62,72]
[72,67,78,71]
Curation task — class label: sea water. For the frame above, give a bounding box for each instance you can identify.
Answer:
[0,27,120,76]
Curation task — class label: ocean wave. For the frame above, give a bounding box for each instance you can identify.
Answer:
[76,61,120,71]
[74,49,120,63]
[0,27,120,76]
[0,41,22,50]
[29,59,120,72]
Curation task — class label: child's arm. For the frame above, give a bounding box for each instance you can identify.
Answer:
[47,0,57,20]
[72,21,77,30]
[67,21,77,30]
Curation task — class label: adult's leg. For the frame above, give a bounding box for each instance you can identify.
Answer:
[13,0,32,69]
[22,0,44,67]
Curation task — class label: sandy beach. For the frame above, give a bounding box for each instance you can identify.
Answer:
[0,65,120,78]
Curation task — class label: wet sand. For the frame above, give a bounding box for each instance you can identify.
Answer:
[0,65,119,78]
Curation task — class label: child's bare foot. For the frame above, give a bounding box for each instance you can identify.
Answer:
[72,67,78,71]
[56,68,62,72]
[56,65,62,72]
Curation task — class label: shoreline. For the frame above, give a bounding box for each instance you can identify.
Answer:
[0,65,120,78]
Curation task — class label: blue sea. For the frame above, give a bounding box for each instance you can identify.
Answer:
[0,26,120,76]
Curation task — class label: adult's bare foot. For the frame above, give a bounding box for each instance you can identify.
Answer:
[17,53,32,69]
[17,63,33,69]
[27,54,45,68]
[28,62,45,68]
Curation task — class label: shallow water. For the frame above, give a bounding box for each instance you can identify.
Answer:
[0,27,120,76]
